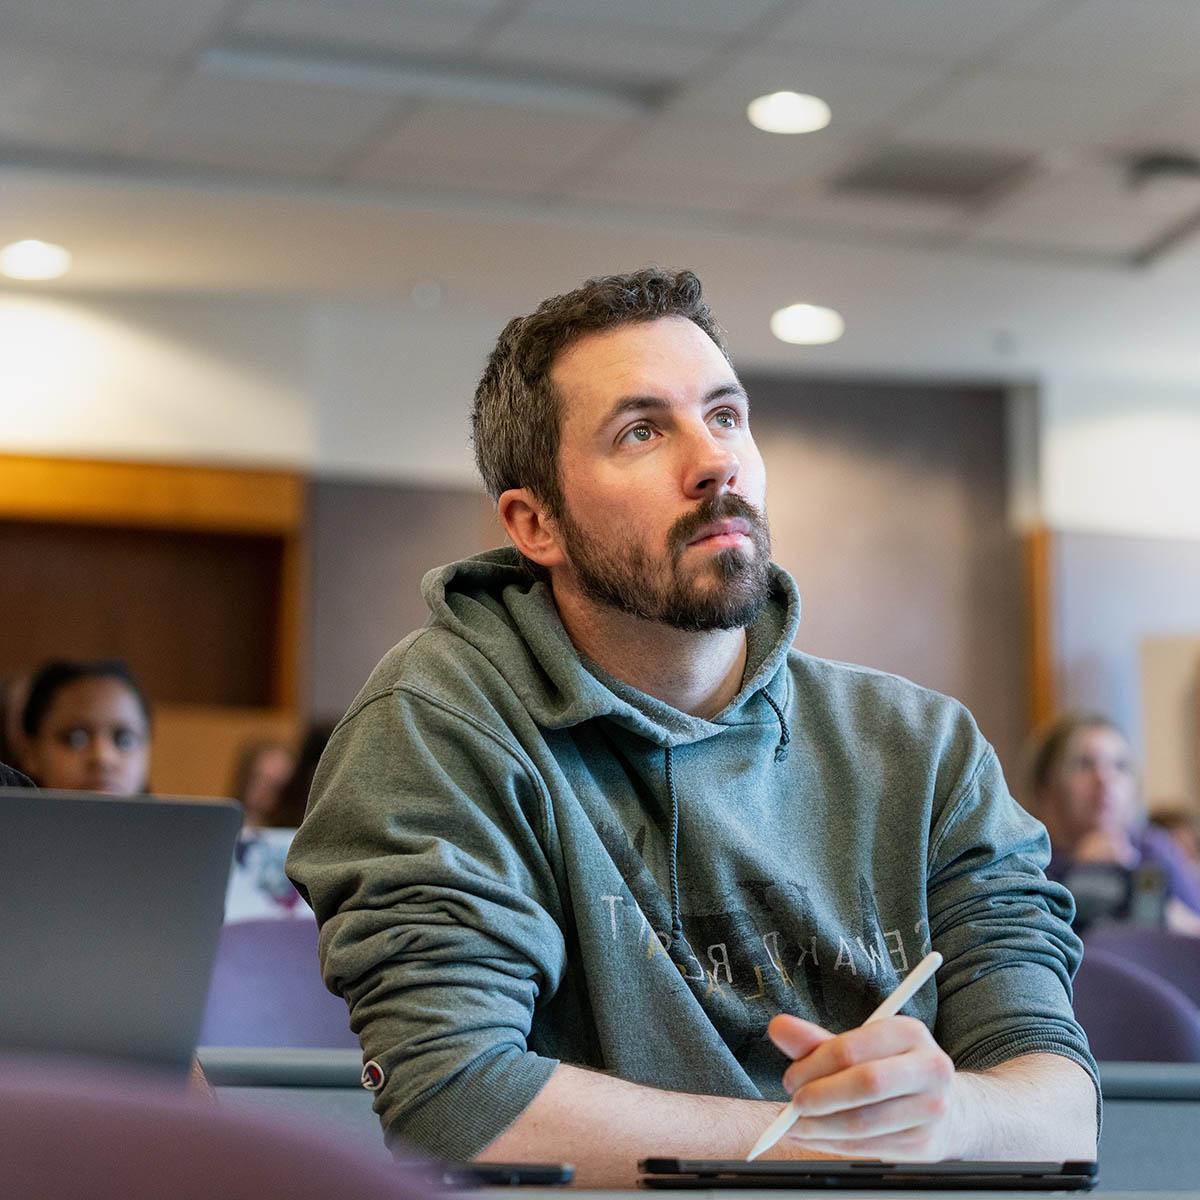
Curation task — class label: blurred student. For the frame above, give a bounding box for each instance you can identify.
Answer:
[21,660,151,795]
[224,725,332,923]
[229,738,296,829]
[272,722,335,829]
[1027,712,1200,933]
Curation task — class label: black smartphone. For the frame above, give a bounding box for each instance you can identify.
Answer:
[438,1162,575,1187]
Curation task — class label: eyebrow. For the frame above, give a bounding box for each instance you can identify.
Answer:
[596,383,749,435]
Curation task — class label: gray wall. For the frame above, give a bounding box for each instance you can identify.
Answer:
[307,376,1024,768]
[746,374,1022,769]
[1054,529,1200,760]
[306,480,499,718]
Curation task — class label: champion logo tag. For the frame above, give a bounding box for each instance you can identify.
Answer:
[361,1060,385,1091]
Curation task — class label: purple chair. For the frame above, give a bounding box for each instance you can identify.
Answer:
[1084,925,1200,1008]
[0,1055,420,1200]
[199,919,358,1049]
[1073,945,1200,1062]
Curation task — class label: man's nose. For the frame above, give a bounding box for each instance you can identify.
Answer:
[682,431,739,499]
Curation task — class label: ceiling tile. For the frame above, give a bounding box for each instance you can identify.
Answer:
[755,175,972,236]
[556,166,769,216]
[350,101,630,176]
[670,47,946,133]
[1121,90,1200,153]
[135,73,404,175]
[965,160,1200,255]
[479,17,718,83]
[233,0,502,56]
[768,0,1053,65]
[1001,0,1200,82]
[598,114,863,189]
[0,41,171,151]
[352,151,560,197]
[128,137,351,178]
[897,72,1178,153]
[519,0,781,38]
[0,0,231,59]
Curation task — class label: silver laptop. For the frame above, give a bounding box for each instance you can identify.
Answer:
[0,788,241,1076]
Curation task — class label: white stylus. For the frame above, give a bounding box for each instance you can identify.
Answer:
[745,949,944,1162]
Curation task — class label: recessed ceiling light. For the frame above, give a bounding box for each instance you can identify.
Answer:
[747,91,831,135]
[1,239,72,281]
[770,303,845,346]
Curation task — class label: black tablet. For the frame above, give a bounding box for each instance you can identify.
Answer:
[638,1158,1098,1190]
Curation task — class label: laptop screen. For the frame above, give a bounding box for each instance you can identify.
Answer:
[0,789,241,1074]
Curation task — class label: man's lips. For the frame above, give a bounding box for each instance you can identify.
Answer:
[687,518,752,547]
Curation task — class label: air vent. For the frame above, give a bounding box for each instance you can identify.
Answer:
[833,145,1035,207]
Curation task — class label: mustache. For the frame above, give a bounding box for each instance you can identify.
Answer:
[668,493,769,559]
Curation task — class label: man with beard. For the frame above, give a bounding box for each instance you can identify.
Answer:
[287,269,1097,1186]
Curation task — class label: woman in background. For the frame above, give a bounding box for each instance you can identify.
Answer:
[229,738,296,829]
[21,659,151,795]
[223,724,332,923]
[1028,712,1200,933]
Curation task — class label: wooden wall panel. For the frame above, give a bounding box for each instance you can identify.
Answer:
[0,521,282,706]
[0,454,307,714]
[1025,526,1056,733]
[152,703,302,799]
[0,454,303,535]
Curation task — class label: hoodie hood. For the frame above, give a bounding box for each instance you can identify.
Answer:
[420,546,801,750]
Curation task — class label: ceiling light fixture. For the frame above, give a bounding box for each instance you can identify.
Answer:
[747,91,831,135]
[770,303,845,346]
[0,239,72,281]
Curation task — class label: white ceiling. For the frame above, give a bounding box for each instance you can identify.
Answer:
[2,0,1200,378]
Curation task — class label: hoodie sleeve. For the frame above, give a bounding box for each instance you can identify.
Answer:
[925,742,1100,1108]
[286,680,567,1160]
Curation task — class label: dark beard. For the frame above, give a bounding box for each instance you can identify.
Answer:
[556,492,773,632]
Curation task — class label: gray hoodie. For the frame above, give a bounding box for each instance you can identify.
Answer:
[287,548,1096,1160]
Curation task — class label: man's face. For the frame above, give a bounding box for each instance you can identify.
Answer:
[549,315,770,631]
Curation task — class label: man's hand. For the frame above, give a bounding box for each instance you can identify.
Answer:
[767,1013,958,1160]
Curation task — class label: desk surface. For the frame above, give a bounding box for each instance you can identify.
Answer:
[485,1193,1194,1199]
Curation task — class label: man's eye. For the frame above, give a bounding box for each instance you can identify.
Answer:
[621,423,655,444]
[711,408,739,429]
[62,728,90,750]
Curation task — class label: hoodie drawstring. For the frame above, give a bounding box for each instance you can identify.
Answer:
[663,744,684,946]
[662,691,789,950]
[760,689,791,763]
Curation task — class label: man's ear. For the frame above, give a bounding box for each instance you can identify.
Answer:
[497,488,567,570]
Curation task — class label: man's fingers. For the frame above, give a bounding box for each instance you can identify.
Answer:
[782,1016,933,1094]
[787,1045,952,1115]
[767,1013,836,1061]
[782,1118,944,1162]
[786,1088,948,1142]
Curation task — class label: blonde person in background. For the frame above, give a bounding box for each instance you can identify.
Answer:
[1027,712,1200,936]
